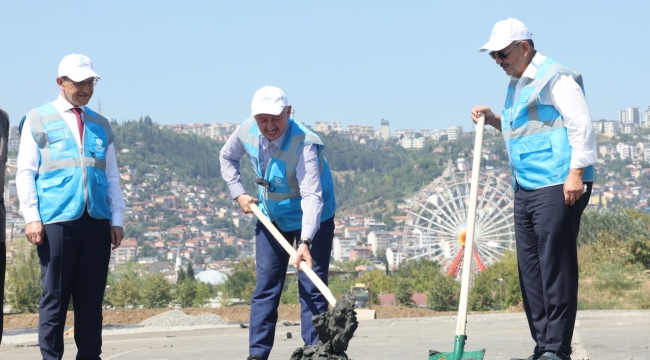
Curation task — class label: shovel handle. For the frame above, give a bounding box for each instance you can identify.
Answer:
[250,203,337,307]
[455,113,485,335]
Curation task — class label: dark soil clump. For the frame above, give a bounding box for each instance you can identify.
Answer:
[290,293,358,360]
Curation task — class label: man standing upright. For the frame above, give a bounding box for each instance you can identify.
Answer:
[16,54,126,360]
[0,108,8,345]
[220,86,336,360]
[471,19,597,360]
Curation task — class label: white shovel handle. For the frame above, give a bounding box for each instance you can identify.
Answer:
[455,113,485,335]
[250,203,337,307]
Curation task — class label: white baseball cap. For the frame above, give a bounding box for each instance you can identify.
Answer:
[479,18,532,52]
[58,54,100,82]
[251,86,288,116]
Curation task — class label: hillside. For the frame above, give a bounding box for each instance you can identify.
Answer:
[111,121,482,217]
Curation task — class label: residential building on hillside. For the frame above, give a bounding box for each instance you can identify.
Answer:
[332,237,357,262]
[447,126,463,140]
[110,238,138,269]
[367,231,391,255]
[603,120,619,135]
[381,119,391,140]
[431,129,447,141]
[400,137,425,149]
[394,129,416,139]
[385,247,404,270]
[620,107,642,126]
[621,124,637,135]
[314,121,330,133]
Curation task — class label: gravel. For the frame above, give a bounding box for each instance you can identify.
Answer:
[140,310,228,327]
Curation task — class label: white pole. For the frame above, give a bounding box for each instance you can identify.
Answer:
[250,203,338,307]
[455,114,485,335]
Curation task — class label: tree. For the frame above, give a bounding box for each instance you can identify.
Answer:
[280,278,299,304]
[105,263,145,308]
[141,273,172,308]
[186,262,195,280]
[394,278,414,307]
[426,274,459,311]
[224,258,256,302]
[396,259,442,292]
[193,281,212,307]
[140,244,156,258]
[468,277,494,311]
[5,243,41,313]
[357,269,395,294]
[107,278,141,308]
[177,267,187,284]
[175,279,197,307]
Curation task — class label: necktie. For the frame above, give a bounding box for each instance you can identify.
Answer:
[70,107,84,140]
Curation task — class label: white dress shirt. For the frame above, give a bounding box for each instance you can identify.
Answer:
[16,95,126,226]
[220,125,324,240]
[510,52,598,170]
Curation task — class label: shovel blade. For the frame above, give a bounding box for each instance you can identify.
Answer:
[428,335,485,360]
[429,349,485,360]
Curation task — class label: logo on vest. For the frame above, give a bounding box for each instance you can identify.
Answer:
[94,138,105,153]
[273,177,286,187]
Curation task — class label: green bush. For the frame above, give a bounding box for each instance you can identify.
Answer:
[141,273,173,308]
[426,274,459,311]
[5,243,41,313]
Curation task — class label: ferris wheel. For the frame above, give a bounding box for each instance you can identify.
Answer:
[403,171,516,278]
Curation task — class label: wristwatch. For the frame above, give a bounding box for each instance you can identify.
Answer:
[297,238,312,250]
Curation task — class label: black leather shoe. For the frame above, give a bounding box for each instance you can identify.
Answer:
[510,355,541,360]
[247,355,262,360]
[539,352,571,360]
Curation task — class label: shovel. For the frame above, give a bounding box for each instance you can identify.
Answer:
[429,114,487,360]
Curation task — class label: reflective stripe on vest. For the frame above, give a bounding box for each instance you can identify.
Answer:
[237,117,336,231]
[501,58,594,190]
[28,103,114,224]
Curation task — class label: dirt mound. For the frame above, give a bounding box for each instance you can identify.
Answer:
[504,302,525,313]
[290,293,358,360]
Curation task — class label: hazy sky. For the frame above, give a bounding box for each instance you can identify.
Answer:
[1,1,648,130]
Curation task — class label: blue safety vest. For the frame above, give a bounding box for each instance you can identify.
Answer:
[237,117,336,232]
[501,57,594,190]
[27,103,114,224]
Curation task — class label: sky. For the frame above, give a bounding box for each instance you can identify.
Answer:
[1,1,648,131]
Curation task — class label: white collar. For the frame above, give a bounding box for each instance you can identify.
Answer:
[511,51,547,82]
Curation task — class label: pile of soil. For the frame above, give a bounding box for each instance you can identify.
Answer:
[2,304,523,330]
[290,293,358,360]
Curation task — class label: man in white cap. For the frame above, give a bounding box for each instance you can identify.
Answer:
[16,54,125,360]
[220,86,336,360]
[471,19,597,360]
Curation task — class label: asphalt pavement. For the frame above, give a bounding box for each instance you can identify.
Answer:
[1,310,648,360]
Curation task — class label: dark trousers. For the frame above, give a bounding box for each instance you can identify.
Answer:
[37,211,111,360]
[249,217,334,360]
[0,242,5,345]
[514,183,591,356]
